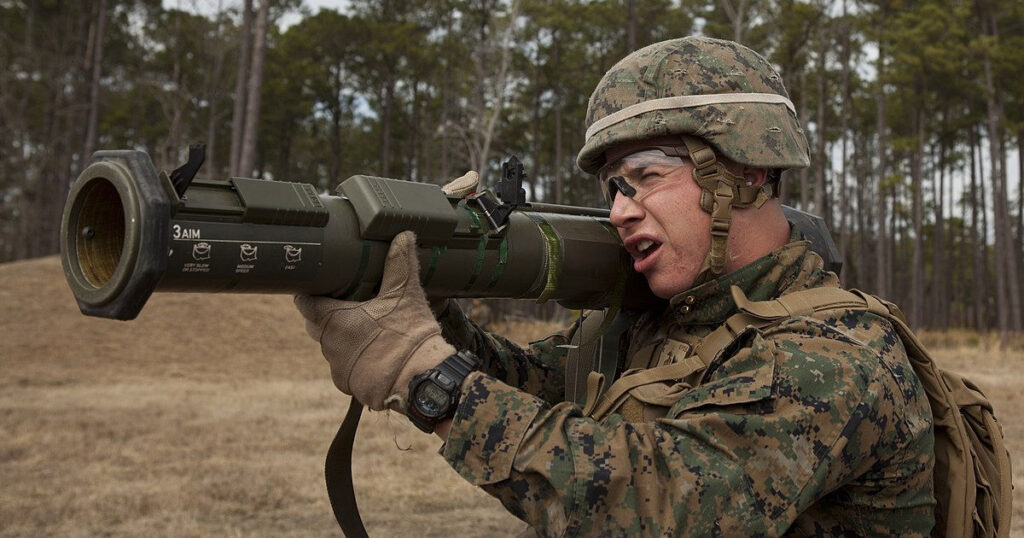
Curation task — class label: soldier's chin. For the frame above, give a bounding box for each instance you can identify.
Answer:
[645,273,697,300]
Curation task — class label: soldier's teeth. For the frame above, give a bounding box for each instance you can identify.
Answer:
[638,239,654,252]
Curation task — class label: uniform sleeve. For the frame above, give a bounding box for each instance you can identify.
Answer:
[441,313,934,537]
[435,299,571,404]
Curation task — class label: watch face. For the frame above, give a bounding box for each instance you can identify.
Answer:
[414,382,449,418]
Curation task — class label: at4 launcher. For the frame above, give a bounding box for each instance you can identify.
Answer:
[61,146,660,320]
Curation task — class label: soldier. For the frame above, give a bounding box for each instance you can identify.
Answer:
[295,37,935,536]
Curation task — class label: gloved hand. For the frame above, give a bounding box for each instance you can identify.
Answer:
[440,170,478,197]
[295,231,455,411]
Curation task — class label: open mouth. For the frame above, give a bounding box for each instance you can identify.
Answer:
[633,239,661,260]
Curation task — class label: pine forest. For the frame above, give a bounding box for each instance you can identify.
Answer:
[1,0,1022,337]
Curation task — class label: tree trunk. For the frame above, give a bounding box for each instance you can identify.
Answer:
[229,0,253,177]
[838,1,851,284]
[855,136,869,289]
[410,81,421,182]
[529,63,542,201]
[718,0,748,43]
[976,128,992,330]
[627,0,636,52]
[874,44,889,298]
[238,0,269,178]
[814,42,827,222]
[553,40,563,204]
[799,70,809,211]
[1018,132,1024,317]
[440,26,452,180]
[380,75,394,177]
[910,101,925,328]
[467,0,518,184]
[931,141,947,329]
[204,10,229,177]
[82,0,107,159]
[330,100,342,184]
[979,5,1022,336]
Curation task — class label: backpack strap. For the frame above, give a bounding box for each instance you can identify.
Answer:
[694,286,867,367]
[582,355,708,418]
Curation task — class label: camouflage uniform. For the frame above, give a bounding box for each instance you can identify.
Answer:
[436,234,935,537]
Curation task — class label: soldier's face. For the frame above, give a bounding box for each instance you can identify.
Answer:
[604,148,711,299]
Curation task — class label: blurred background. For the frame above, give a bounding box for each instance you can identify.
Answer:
[0,0,1022,335]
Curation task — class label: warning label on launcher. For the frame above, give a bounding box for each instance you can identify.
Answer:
[167,221,323,282]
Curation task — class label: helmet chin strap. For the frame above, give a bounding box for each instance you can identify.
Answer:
[679,135,773,285]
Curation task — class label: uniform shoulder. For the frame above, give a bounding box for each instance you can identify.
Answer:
[759,307,909,397]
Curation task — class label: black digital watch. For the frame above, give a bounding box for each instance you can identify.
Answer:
[406,350,480,433]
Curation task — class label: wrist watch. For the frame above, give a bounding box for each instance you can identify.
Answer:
[406,350,480,433]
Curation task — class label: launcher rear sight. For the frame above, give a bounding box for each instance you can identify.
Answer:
[469,156,528,230]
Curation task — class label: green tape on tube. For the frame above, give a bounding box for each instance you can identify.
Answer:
[461,207,487,291]
[486,236,509,290]
[423,245,447,286]
[526,213,561,303]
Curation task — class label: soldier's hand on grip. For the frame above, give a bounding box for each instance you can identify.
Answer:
[294,231,455,411]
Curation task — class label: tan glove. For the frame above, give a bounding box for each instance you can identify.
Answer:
[295,231,454,411]
[441,170,479,197]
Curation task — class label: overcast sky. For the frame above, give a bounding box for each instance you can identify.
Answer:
[161,0,350,27]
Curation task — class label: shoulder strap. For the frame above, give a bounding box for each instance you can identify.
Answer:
[695,286,873,366]
[582,356,707,418]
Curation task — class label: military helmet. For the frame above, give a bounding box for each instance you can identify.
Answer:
[577,36,809,175]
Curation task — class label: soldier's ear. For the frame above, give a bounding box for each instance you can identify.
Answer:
[742,167,769,187]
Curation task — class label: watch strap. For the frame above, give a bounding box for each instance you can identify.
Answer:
[435,349,480,386]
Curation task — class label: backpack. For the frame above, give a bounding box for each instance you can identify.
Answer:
[568,286,1013,538]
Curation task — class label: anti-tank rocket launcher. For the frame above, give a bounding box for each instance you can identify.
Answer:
[61,146,663,319]
[61,146,841,321]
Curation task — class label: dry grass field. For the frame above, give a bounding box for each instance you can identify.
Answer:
[2,256,1021,537]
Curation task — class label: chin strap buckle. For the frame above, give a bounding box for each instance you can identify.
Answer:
[708,181,734,275]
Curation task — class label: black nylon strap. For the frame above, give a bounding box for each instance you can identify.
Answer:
[325,400,368,537]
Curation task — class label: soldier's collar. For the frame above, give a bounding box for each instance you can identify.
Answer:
[667,238,812,325]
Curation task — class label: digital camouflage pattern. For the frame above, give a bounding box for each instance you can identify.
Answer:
[576,36,810,174]
[436,236,935,537]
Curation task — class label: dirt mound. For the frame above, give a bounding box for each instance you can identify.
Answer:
[1,256,322,386]
[0,256,522,537]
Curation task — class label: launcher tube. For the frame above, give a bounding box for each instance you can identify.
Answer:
[61,150,657,320]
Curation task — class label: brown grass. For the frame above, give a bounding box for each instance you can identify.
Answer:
[1,256,1021,536]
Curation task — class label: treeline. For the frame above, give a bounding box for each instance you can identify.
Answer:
[1,0,1022,336]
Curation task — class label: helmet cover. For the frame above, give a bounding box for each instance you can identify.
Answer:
[577,36,810,174]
